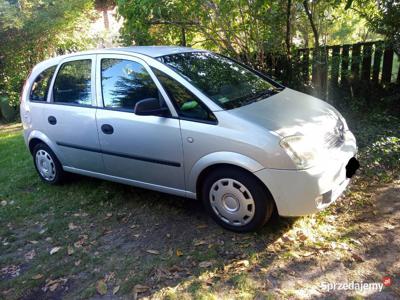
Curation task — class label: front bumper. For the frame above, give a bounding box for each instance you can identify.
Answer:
[254,131,357,216]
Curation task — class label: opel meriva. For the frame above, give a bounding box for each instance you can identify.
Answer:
[20,46,359,232]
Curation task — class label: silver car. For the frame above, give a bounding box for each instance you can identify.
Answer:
[20,46,359,232]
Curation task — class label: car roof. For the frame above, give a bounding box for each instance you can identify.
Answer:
[109,46,205,58]
[33,46,205,73]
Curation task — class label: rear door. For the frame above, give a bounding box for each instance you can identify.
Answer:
[95,54,185,191]
[45,55,104,173]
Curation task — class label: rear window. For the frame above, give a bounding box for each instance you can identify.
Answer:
[29,66,56,102]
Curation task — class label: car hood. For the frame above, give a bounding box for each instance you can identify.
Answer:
[230,88,344,137]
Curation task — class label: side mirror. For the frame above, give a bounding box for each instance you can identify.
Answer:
[134,98,169,116]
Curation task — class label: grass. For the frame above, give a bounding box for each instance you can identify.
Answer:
[0,108,399,299]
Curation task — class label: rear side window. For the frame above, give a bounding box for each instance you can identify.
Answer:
[101,58,159,111]
[152,68,216,123]
[30,66,56,102]
[53,59,92,106]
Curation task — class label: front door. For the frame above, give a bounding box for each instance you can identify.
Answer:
[95,55,185,191]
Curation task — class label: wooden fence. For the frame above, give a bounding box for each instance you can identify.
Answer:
[261,41,400,99]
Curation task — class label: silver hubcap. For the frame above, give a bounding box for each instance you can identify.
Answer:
[209,178,255,226]
[35,150,56,181]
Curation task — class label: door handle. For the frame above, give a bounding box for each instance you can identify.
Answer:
[101,124,114,135]
[48,116,57,125]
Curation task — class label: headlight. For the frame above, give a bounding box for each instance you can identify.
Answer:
[280,135,325,169]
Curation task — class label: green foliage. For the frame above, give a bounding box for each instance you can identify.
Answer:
[116,0,387,72]
[117,0,288,60]
[349,0,400,51]
[0,0,96,107]
[347,111,400,183]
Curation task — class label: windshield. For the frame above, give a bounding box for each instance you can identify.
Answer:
[157,52,282,110]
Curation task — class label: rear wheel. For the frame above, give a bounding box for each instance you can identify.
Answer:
[201,167,274,232]
[33,143,65,184]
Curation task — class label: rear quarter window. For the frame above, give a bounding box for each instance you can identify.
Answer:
[29,66,57,102]
[53,59,92,106]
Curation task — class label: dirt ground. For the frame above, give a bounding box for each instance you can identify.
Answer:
[21,182,400,299]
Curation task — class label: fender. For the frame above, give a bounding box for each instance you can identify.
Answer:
[186,151,265,194]
[28,130,62,161]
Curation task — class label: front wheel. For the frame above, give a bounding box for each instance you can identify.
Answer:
[201,167,274,232]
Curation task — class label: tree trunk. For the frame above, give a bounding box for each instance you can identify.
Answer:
[303,0,319,48]
[303,0,324,97]
[102,9,109,30]
[285,0,292,84]
[181,27,186,47]
[285,0,292,57]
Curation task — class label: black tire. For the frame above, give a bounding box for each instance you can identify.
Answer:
[201,166,274,232]
[32,142,65,184]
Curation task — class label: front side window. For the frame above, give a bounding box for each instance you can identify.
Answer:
[30,66,56,102]
[101,58,159,111]
[158,52,281,110]
[153,68,216,122]
[53,59,92,106]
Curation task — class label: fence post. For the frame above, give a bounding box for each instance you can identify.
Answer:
[361,43,372,82]
[397,63,400,84]
[351,43,361,82]
[320,47,329,100]
[382,47,394,84]
[331,45,340,86]
[372,42,383,84]
[302,48,310,84]
[312,48,319,86]
[341,45,350,85]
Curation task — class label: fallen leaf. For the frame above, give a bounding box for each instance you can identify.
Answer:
[134,284,149,293]
[1,200,7,206]
[96,280,107,295]
[32,274,43,280]
[351,253,364,262]
[199,261,213,268]
[300,251,314,257]
[25,250,36,260]
[169,265,184,273]
[194,240,207,246]
[29,240,38,244]
[75,260,81,266]
[176,249,183,257]
[105,213,113,219]
[113,285,120,295]
[74,212,88,217]
[296,231,307,241]
[196,224,208,229]
[68,223,78,230]
[42,278,67,292]
[350,238,362,246]
[384,224,395,230]
[146,249,160,255]
[49,282,59,292]
[235,259,250,267]
[49,247,61,255]
[67,246,74,256]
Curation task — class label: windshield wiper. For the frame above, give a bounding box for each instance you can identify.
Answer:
[245,89,276,104]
